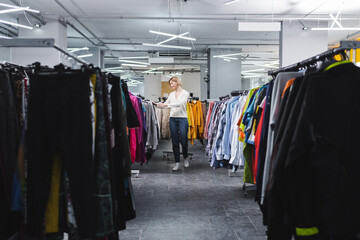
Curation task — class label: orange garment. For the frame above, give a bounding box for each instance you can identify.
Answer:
[187,100,204,144]
[187,102,195,142]
[281,78,295,99]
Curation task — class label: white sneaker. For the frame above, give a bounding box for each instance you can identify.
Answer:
[184,158,189,168]
[172,162,180,171]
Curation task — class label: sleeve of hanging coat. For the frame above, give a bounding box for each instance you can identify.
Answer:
[221,97,238,160]
[238,89,255,142]
[197,101,204,137]
[187,102,195,144]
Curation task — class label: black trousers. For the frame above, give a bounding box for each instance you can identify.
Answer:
[26,71,96,238]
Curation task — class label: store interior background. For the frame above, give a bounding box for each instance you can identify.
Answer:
[1,0,360,100]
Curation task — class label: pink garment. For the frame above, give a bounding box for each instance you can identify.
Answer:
[204,101,215,139]
[129,93,147,164]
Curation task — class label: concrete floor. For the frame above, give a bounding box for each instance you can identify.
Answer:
[120,140,267,240]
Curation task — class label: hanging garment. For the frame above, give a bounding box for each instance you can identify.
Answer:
[109,75,134,231]
[284,62,360,239]
[260,72,303,204]
[204,101,215,139]
[25,69,97,238]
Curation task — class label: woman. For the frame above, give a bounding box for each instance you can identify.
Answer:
[156,76,190,171]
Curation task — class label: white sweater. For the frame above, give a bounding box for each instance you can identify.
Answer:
[164,89,190,118]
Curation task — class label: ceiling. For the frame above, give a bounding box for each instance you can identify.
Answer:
[2,0,360,75]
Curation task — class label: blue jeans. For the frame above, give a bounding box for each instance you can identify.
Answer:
[169,117,189,162]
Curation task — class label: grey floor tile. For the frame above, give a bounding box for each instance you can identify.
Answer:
[119,140,267,239]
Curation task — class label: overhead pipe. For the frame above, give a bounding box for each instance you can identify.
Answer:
[63,20,98,46]
[54,0,109,50]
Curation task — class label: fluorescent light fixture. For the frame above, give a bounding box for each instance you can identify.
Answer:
[214,56,238,60]
[149,30,196,41]
[121,63,149,68]
[78,54,93,58]
[0,7,31,14]
[312,27,360,31]
[243,74,262,78]
[223,59,231,62]
[68,47,89,53]
[157,32,190,45]
[142,67,164,73]
[242,68,265,73]
[118,59,149,65]
[224,0,240,5]
[0,19,32,29]
[0,35,12,39]
[104,66,123,70]
[105,70,125,73]
[118,56,149,59]
[213,53,243,59]
[238,22,281,31]
[0,3,39,13]
[142,43,191,50]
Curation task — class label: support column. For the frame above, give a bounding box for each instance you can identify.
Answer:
[11,17,67,67]
[280,21,328,67]
[200,65,207,100]
[209,48,242,99]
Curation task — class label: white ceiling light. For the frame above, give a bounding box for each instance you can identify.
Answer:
[311,5,360,31]
[121,63,149,68]
[213,56,238,60]
[142,67,164,73]
[223,59,231,62]
[142,43,191,50]
[0,19,32,29]
[78,54,93,58]
[157,32,190,45]
[312,27,360,30]
[143,30,195,50]
[105,69,125,73]
[118,56,149,59]
[68,47,89,53]
[238,22,281,31]
[224,0,241,5]
[149,30,196,41]
[118,59,149,65]
[242,68,265,73]
[104,66,123,70]
[0,7,32,14]
[0,35,12,39]
[0,3,39,13]
[214,53,243,58]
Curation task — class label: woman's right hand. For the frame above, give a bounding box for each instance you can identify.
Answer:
[157,103,167,108]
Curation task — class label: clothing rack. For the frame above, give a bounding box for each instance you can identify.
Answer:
[0,38,88,66]
[269,40,360,76]
[230,90,249,96]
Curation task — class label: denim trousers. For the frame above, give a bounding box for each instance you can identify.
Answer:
[169,117,188,162]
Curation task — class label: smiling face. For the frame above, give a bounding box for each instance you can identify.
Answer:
[169,79,179,90]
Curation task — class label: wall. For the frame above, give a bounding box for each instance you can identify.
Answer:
[144,74,161,101]
[209,48,242,99]
[144,72,201,101]
[181,72,201,99]
[0,47,11,62]
[280,21,328,67]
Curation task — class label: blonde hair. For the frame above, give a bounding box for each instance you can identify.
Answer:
[168,76,182,86]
